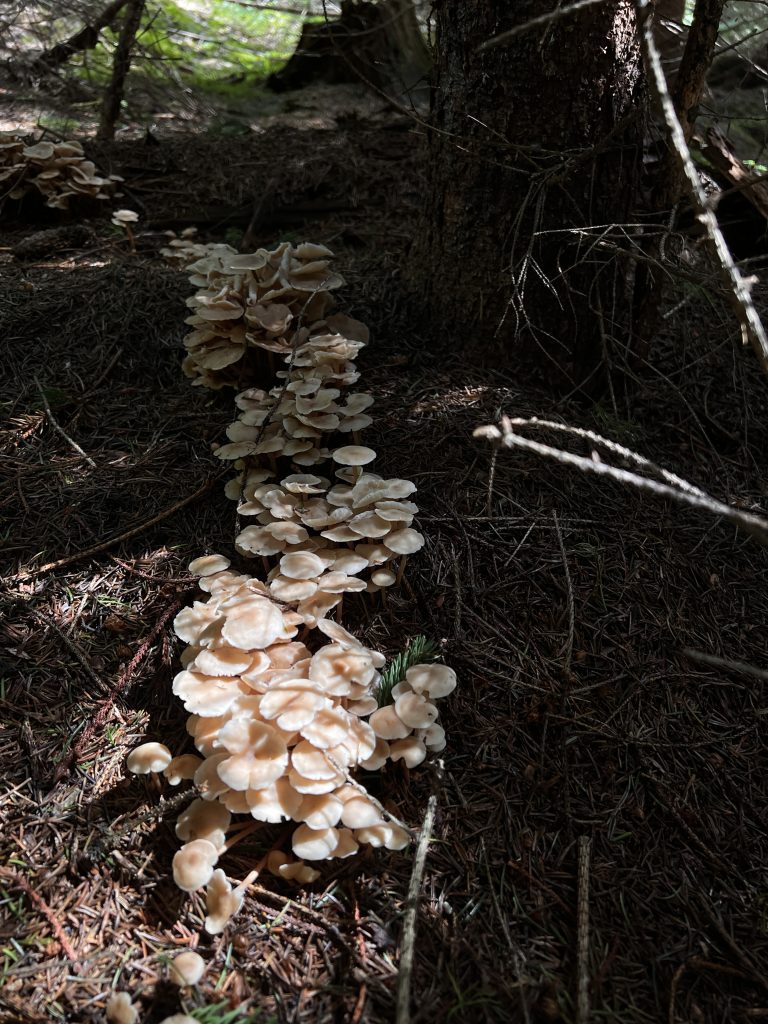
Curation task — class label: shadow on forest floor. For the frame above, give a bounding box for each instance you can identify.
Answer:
[2,119,768,1024]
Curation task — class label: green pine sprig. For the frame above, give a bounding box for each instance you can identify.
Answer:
[377,635,442,707]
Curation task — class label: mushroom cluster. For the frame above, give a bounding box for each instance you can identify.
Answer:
[160,228,238,269]
[126,239,454,933]
[0,132,122,209]
[178,241,348,390]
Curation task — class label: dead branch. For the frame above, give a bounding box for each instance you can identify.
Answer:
[636,0,768,375]
[475,416,768,547]
[35,377,96,468]
[26,0,130,74]
[54,594,188,782]
[7,471,226,584]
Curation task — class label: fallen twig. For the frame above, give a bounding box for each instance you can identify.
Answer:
[54,595,188,781]
[8,472,226,584]
[636,0,768,374]
[576,836,591,1024]
[0,868,82,973]
[396,761,442,1024]
[36,377,96,468]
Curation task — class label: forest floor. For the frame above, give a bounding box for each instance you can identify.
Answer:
[2,88,768,1024]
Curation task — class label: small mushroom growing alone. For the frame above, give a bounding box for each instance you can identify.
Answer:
[204,868,251,934]
[126,741,173,775]
[111,208,138,249]
[169,949,206,986]
[106,992,138,1024]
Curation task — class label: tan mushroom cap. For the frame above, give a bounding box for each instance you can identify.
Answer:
[332,445,377,467]
[169,950,206,986]
[384,528,425,555]
[368,705,411,740]
[126,741,172,775]
[389,735,428,768]
[217,718,289,791]
[259,681,331,732]
[112,209,139,224]
[394,691,439,729]
[164,753,203,785]
[220,598,292,650]
[297,792,344,830]
[405,663,457,699]
[175,798,231,851]
[172,839,219,892]
[106,992,138,1024]
[279,551,326,580]
[292,823,339,860]
[355,823,411,850]
[204,869,246,935]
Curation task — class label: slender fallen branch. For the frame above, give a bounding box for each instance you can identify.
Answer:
[54,595,187,782]
[31,608,110,696]
[0,868,82,972]
[476,0,610,52]
[396,762,441,1024]
[680,647,768,682]
[475,417,768,547]
[36,378,96,468]
[7,471,226,584]
[636,0,768,374]
[576,836,592,1024]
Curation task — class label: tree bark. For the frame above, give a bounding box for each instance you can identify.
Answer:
[411,1,647,396]
[97,0,147,141]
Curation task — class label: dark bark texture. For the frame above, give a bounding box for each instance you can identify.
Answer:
[414,0,647,394]
[97,0,146,141]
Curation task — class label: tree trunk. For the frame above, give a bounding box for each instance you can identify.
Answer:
[97,0,146,141]
[412,1,646,396]
[267,0,430,103]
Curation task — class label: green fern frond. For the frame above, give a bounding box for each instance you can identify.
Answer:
[377,635,442,707]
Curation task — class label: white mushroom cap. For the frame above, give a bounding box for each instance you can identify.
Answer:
[246,777,303,822]
[419,722,447,752]
[191,645,253,676]
[359,736,390,771]
[279,860,321,883]
[220,598,292,650]
[297,793,344,829]
[280,551,326,580]
[384,528,425,555]
[394,691,439,729]
[355,823,411,850]
[292,824,339,860]
[106,992,138,1024]
[371,568,397,587]
[368,705,410,740]
[172,839,219,892]
[406,664,457,699]
[331,828,360,859]
[112,208,139,224]
[169,950,206,986]
[389,735,428,768]
[217,719,289,791]
[204,869,246,935]
[338,788,384,828]
[259,682,331,732]
[332,445,377,467]
[164,754,203,785]
[126,741,172,775]
[175,798,231,851]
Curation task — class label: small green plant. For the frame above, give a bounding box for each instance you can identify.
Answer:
[377,635,441,707]
[189,1002,272,1024]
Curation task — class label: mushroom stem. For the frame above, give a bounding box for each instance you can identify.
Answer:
[335,595,344,623]
[125,224,135,252]
[261,556,272,578]
[395,554,408,586]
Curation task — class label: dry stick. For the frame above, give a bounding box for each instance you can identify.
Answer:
[476,0,611,52]
[27,0,130,73]
[576,836,592,1024]
[0,868,82,972]
[680,647,768,682]
[31,609,110,696]
[474,419,768,547]
[35,378,96,468]
[636,0,768,374]
[8,472,226,584]
[395,763,441,1024]
[54,595,187,782]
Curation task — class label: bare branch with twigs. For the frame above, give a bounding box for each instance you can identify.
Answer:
[475,416,768,547]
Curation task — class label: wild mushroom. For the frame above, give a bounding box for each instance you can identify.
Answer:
[126,741,172,775]
[204,868,247,934]
[172,839,219,892]
[106,992,138,1024]
[292,823,339,860]
[389,735,428,768]
[175,798,231,851]
[405,663,457,699]
[169,950,206,986]
[216,719,289,791]
[164,754,203,785]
